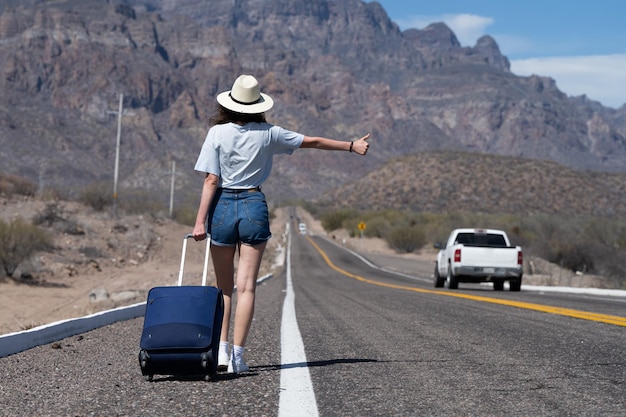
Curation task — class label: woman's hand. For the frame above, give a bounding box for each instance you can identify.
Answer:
[192,224,207,241]
[351,133,370,155]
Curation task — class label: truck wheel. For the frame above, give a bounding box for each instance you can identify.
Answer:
[510,276,522,292]
[434,264,445,288]
[493,281,504,291]
[447,263,459,289]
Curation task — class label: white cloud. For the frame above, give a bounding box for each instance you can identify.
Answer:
[395,14,626,109]
[396,13,493,46]
[444,14,494,46]
[490,34,533,56]
[510,54,626,109]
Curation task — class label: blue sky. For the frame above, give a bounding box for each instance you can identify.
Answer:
[372,0,626,109]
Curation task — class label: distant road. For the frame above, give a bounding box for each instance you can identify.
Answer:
[1,231,625,416]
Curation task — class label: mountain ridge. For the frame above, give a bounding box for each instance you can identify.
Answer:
[0,0,624,209]
[317,149,626,217]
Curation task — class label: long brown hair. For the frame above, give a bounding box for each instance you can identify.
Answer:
[209,105,267,127]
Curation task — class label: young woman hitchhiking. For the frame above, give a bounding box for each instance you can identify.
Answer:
[192,74,369,374]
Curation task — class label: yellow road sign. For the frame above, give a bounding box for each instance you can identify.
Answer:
[358,222,366,231]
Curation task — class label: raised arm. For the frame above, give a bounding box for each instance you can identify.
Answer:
[300,133,370,155]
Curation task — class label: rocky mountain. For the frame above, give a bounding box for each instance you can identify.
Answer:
[0,0,625,210]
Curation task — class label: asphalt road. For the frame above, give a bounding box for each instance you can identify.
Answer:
[1,231,625,416]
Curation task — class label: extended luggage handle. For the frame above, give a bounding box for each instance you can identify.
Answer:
[178,234,211,286]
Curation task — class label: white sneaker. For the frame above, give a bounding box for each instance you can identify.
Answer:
[217,352,229,372]
[227,356,250,374]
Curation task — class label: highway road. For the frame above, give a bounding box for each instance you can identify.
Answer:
[1,227,625,416]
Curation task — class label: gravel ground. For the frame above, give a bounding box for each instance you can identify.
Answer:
[0,275,285,417]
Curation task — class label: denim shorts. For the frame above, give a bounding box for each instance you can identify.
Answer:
[208,188,271,247]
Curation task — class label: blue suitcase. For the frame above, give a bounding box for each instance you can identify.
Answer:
[139,235,224,381]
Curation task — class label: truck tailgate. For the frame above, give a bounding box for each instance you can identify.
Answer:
[460,246,519,268]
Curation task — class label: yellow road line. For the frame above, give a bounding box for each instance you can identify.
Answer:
[307,237,626,328]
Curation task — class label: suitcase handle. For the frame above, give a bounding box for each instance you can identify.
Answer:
[177,234,211,286]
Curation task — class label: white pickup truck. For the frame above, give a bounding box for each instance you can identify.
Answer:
[434,228,523,291]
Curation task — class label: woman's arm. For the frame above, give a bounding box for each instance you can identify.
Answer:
[192,173,219,241]
[300,133,370,155]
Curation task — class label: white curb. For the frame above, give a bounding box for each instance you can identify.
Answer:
[0,302,146,358]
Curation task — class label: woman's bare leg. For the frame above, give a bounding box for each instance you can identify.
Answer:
[211,244,237,343]
[233,241,266,347]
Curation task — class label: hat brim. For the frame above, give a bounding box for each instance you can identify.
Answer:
[216,91,274,114]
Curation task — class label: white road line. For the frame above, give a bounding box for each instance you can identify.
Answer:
[320,235,432,283]
[278,225,319,417]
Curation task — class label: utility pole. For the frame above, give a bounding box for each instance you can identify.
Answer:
[169,159,176,219]
[108,93,134,217]
[113,93,123,217]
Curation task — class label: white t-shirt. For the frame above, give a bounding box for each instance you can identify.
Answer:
[194,122,304,188]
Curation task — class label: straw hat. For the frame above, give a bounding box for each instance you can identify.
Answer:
[216,75,274,114]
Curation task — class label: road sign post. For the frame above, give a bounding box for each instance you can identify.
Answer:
[358,222,366,250]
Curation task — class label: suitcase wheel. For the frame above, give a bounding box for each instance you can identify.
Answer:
[139,350,149,368]
[139,350,154,382]
[201,351,214,371]
[201,351,217,381]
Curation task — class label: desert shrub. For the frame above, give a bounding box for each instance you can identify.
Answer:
[440,210,473,231]
[385,224,426,253]
[0,174,37,197]
[320,208,358,232]
[510,214,626,287]
[551,240,594,273]
[32,202,84,235]
[516,215,564,258]
[374,209,410,224]
[358,209,406,237]
[340,218,360,237]
[583,217,626,248]
[0,218,53,278]
[0,177,13,195]
[79,182,113,211]
[410,212,450,245]
[598,248,626,289]
[173,204,198,226]
[33,202,66,227]
[360,216,391,238]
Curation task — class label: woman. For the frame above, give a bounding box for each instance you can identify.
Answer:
[192,74,369,374]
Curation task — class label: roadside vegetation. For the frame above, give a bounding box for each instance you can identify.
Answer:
[309,204,626,290]
[0,217,53,279]
[1,173,625,289]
